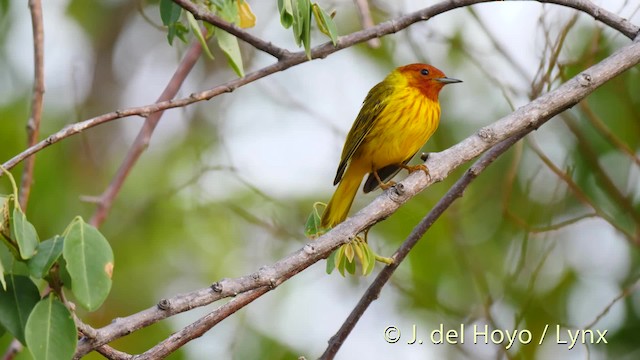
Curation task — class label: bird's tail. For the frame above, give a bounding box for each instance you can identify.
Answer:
[321,165,363,229]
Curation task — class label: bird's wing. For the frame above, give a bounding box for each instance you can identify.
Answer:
[333,82,394,185]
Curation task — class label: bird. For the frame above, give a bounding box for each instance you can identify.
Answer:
[320,63,461,229]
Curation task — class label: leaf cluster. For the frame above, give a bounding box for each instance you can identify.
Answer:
[0,168,114,360]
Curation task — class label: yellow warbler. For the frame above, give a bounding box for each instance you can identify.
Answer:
[321,64,461,229]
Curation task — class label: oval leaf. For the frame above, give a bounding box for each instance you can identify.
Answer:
[216,30,244,77]
[312,3,338,45]
[159,0,181,26]
[63,218,114,311]
[0,275,40,344]
[28,236,64,278]
[325,250,336,274]
[25,296,77,360]
[187,12,215,60]
[12,208,38,259]
[278,0,294,28]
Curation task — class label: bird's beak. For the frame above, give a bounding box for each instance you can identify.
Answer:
[435,77,462,84]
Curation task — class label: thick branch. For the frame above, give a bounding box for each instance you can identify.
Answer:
[75,33,640,358]
[19,0,45,210]
[3,0,637,175]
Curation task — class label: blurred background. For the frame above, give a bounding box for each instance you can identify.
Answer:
[1,0,639,359]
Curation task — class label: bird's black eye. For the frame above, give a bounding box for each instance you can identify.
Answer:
[420,68,429,76]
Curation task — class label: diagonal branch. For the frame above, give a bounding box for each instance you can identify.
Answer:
[19,0,45,211]
[75,32,640,358]
[353,0,381,48]
[88,40,203,228]
[3,0,637,176]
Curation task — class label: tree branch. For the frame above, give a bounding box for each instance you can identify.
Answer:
[136,287,270,359]
[3,0,637,175]
[353,0,381,48]
[75,31,640,357]
[19,0,45,211]
[88,40,203,227]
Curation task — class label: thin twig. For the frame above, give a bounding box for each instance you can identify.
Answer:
[19,0,45,211]
[509,211,599,233]
[89,40,202,227]
[172,0,290,60]
[561,113,640,224]
[321,133,529,360]
[579,101,640,166]
[583,277,640,329]
[466,6,530,81]
[94,346,132,360]
[2,0,637,175]
[353,0,381,48]
[526,138,636,243]
[74,37,640,357]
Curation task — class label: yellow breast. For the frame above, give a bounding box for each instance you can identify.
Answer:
[354,87,441,171]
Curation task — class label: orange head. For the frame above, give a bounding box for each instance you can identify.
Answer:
[394,63,462,100]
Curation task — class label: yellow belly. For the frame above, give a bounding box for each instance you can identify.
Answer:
[353,89,441,171]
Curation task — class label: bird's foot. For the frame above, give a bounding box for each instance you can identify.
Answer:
[401,163,430,178]
[378,180,397,190]
[373,169,397,190]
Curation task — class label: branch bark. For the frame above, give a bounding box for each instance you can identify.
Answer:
[19,0,45,211]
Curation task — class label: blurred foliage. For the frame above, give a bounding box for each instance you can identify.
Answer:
[0,0,639,359]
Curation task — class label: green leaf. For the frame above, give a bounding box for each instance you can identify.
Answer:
[290,0,302,46]
[25,295,77,360]
[278,0,294,28]
[365,243,376,275]
[160,0,184,45]
[63,218,114,311]
[187,12,215,60]
[304,202,325,239]
[213,0,244,77]
[336,245,346,277]
[0,275,40,344]
[298,0,312,58]
[216,29,244,77]
[159,0,181,26]
[28,236,63,279]
[0,242,11,290]
[215,0,239,21]
[345,254,356,275]
[12,208,38,259]
[312,3,338,45]
[326,250,336,274]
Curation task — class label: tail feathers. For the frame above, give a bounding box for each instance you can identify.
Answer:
[321,166,363,229]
